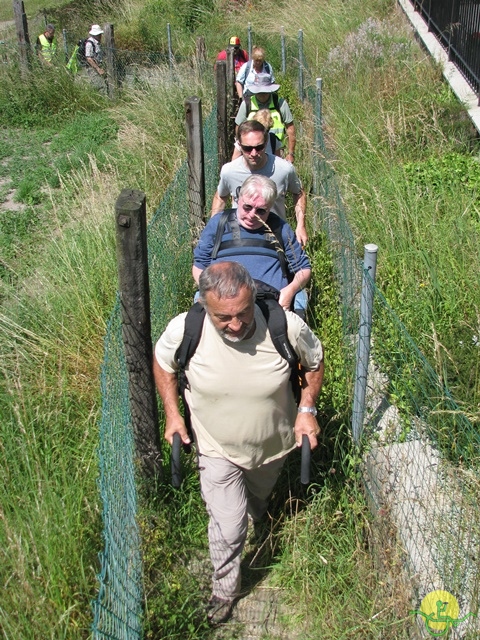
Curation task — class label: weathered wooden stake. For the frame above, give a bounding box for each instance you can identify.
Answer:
[13,0,31,76]
[103,23,116,100]
[226,46,236,156]
[195,36,206,65]
[185,97,206,240]
[115,189,162,479]
[216,61,228,170]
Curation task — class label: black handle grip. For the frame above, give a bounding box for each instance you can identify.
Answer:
[171,432,182,488]
[300,434,311,485]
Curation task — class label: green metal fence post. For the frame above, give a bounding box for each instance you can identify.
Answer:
[352,244,378,445]
[298,29,304,101]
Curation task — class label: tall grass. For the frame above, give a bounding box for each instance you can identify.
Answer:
[0,40,215,638]
[318,11,480,412]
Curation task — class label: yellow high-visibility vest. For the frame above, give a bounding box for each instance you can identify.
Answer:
[38,34,56,62]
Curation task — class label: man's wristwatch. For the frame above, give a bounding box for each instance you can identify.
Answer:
[298,406,317,416]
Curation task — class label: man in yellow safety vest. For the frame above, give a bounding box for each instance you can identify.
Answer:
[36,24,56,65]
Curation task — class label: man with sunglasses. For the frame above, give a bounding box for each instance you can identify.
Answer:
[195,175,310,314]
[210,121,308,246]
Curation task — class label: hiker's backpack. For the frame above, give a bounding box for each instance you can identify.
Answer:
[241,60,274,85]
[244,93,285,143]
[175,285,302,440]
[76,38,88,67]
[211,209,293,283]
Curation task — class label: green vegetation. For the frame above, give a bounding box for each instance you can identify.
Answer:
[0,0,478,638]
[320,14,480,412]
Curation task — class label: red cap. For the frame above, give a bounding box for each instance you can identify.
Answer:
[229,36,241,46]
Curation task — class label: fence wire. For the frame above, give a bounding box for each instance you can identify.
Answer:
[93,57,480,640]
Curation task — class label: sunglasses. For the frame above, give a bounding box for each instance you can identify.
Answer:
[241,203,268,216]
[240,143,266,153]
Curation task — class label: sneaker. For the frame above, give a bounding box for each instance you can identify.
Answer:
[206,595,234,624]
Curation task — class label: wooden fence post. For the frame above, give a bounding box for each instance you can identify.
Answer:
[195,36,206,65]
[115,189,162,479]
[185,97,206,240]
[226,46,236,156]
[216,61,228,169]
[103,23,116,100]
[13,0,31,76]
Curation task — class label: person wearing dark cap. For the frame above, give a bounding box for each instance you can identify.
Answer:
[215,36,249,74]
[235,73,297,164]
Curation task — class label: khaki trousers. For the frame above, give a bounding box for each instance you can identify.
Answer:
[198,453,287,600]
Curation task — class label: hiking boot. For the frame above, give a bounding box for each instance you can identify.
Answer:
[206,595,234,624]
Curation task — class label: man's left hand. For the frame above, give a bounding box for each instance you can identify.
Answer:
[278,288,294,311]
[295,226,308,247]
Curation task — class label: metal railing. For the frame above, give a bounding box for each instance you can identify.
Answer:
[412,0,480,98]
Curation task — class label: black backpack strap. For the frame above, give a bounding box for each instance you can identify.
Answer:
[256,297,302,404]
[175,302,205,391]
[272,93,284,123]
[265,213,291,281]
[174,302,206,440]
[269,131,278,153]
[212,209,236,260]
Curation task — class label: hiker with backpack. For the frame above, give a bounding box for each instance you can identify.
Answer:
[153,261,324,624]
[211,120,308,246]
[235,46,274,99]
[194,175,310,317]
[235,73,297,163]
[215,35,249,74]
[84,25,105,75]
[68,24,108,94]
[231,109,283,160]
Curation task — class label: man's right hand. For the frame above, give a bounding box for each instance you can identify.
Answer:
[164,417,191,446]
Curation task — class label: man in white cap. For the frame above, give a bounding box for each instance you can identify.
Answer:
[85,24,105,78]
[235,73,297,163]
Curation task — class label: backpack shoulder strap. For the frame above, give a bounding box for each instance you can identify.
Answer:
[212,209,236,260]
[174,302,206,441]
[265,213,290,281]
[175,302,206,392]
[269,131,279,152]
[271,93,284,123]
[256,298,301,403]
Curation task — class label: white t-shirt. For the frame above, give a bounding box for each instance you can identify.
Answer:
[216,154,302,220]
[155,307,323,469]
